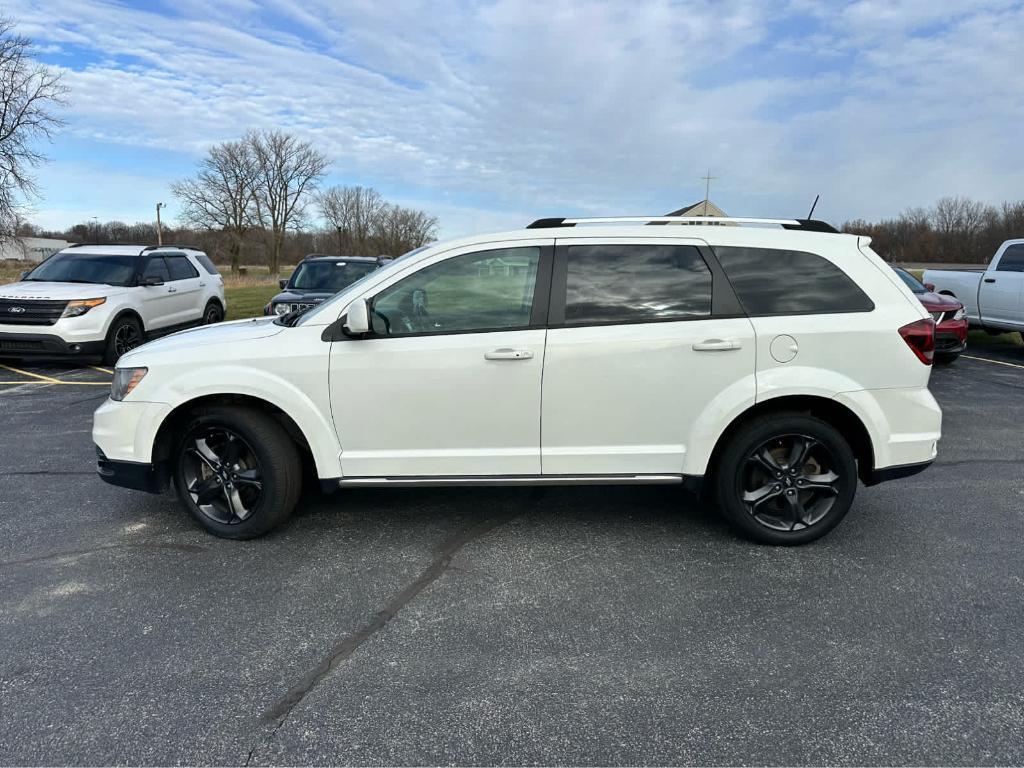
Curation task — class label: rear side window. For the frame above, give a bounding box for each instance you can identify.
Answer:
[714,246,873,315]
[193,253,219,275]
[564,244,712,325]
[996,244,1024,272]
[142,257,170,282]
[165,255,199,281]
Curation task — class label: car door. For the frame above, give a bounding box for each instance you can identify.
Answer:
[541,237,756,476]
[163,253,204,325]
[138,256,178,330]
[978,243,1024,329]
[328,240,553,477]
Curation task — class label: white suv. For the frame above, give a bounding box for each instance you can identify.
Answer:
[0,245,226,363]
[93,217,942,545]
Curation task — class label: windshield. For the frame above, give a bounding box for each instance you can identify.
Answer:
[295,246,431,325]
[893,267,926,294]
[25,253,138,286]
[289,260,378,292]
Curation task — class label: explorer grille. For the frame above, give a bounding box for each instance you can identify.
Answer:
[0,299,69,326]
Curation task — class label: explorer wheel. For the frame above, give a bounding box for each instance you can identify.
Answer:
[204,301,224,325]
[104,316,144,364]
[714,413,857,545]
[173,406,301,539]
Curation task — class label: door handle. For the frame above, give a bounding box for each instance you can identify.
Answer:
[198,282,206,287]
[692,339,742,352]
[983,278,996,283]
[484,348,533,361]
[167,286,178,293]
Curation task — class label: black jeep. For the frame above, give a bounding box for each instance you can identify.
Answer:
[264,255,386,317]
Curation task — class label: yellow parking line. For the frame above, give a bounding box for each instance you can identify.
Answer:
[0,362,62,384]
[89,365,114,375]
[0,380,109,386]
[962,355,1024,370]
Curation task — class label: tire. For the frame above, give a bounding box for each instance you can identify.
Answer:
[103,315,144,365]
[934,352,960,365]
[203,301,224,325]
[713,413,858,545]
[172,406,302,539]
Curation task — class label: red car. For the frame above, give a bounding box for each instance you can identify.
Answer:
[893,267,967,363]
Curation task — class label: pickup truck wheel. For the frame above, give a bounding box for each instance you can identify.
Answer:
[714,414,857,545]
[172,406,302,539]
[103,316,144,364]
[203,301,224,325]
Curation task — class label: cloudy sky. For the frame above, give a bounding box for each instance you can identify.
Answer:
[9,0,1024,238]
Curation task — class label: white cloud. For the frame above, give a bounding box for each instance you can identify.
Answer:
[7,0,1024,236]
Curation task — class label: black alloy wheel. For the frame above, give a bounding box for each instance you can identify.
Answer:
[204,303,224,324]
[740,434,840,532]
[180,428,263,525]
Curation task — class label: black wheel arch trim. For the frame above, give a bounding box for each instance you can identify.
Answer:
[864,458,934,486]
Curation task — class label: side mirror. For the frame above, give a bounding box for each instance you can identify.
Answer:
[278,279,288,289]
[143,275,164,286]
[343,298,371,335]
[924,282,936,292]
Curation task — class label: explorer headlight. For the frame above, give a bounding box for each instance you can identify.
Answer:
[111,367,147,401]
[61,297,106,318]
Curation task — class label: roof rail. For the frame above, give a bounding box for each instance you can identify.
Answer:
[526,216,838,233]
[141,244,203,252]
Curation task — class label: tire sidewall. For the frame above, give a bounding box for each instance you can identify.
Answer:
[715,414,858,545]
[172,409,293,539]
[204,302,224,324]
[104,316,143,364]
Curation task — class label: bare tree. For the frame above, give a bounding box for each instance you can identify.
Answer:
[317,184,385,255]
[0,18,67,237]
[370,203,438,255]
[248,129,329,274]
[172,139,258,273]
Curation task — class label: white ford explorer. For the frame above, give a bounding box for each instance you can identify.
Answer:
[93,216,942,545]
[0,244,226,364]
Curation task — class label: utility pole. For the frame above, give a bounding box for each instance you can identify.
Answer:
[155,202,165,246]
[701,170,717,217]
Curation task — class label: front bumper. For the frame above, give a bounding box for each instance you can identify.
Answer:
[96,447,165,493]
[0,331,105,358]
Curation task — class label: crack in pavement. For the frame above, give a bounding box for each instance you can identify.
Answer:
[245,507,522,764]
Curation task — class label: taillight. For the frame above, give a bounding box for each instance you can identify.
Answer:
[899,318,935,365]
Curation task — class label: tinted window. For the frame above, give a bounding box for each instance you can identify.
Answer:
[715,247,873,315]
[142,257,171,282]
[291,260,378,291]
[996,244,1024,272]
[25,253,137,287]
[893,267,926,294]
[564,244,712,325]
[194,252,219,275]
[372,247,540,335]
[165,255,199,281]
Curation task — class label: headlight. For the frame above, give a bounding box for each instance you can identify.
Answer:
[61,297,106,318]
[274,303,291,316]
[953,307,966,321]
[111,367,147,401]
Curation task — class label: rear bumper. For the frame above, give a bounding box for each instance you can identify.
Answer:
[95,447,165,494]
[0,332,105,358]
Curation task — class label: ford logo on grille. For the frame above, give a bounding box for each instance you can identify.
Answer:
[8,306,25,313]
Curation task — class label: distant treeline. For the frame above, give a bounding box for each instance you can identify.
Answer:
[842,197,1024,264]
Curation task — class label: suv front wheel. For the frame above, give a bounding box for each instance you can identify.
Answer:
[172,406,302,539]
[714,413,858,545]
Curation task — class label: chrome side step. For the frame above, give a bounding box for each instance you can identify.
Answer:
[337,474,683,488]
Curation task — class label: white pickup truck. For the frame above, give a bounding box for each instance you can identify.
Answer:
[923,239,1024,334]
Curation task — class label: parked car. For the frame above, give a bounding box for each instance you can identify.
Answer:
[923,239,1024,338]
[892,266,967,363]
[94,216,942,545]
[264,255,386,317]
[1,244,226,364]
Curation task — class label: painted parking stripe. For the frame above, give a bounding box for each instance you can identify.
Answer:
[0,362,63,384]
[962,355,1024,370]
[0,380,110,386]
[90,365,114,374]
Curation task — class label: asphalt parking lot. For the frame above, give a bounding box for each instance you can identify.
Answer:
[2,342,1023,766]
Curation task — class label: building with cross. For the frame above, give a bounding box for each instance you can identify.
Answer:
[664,199,735,224]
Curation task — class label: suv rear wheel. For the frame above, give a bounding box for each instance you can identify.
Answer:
[172,406,302,539]
[714,413,857,545]
[203,301,224,325]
